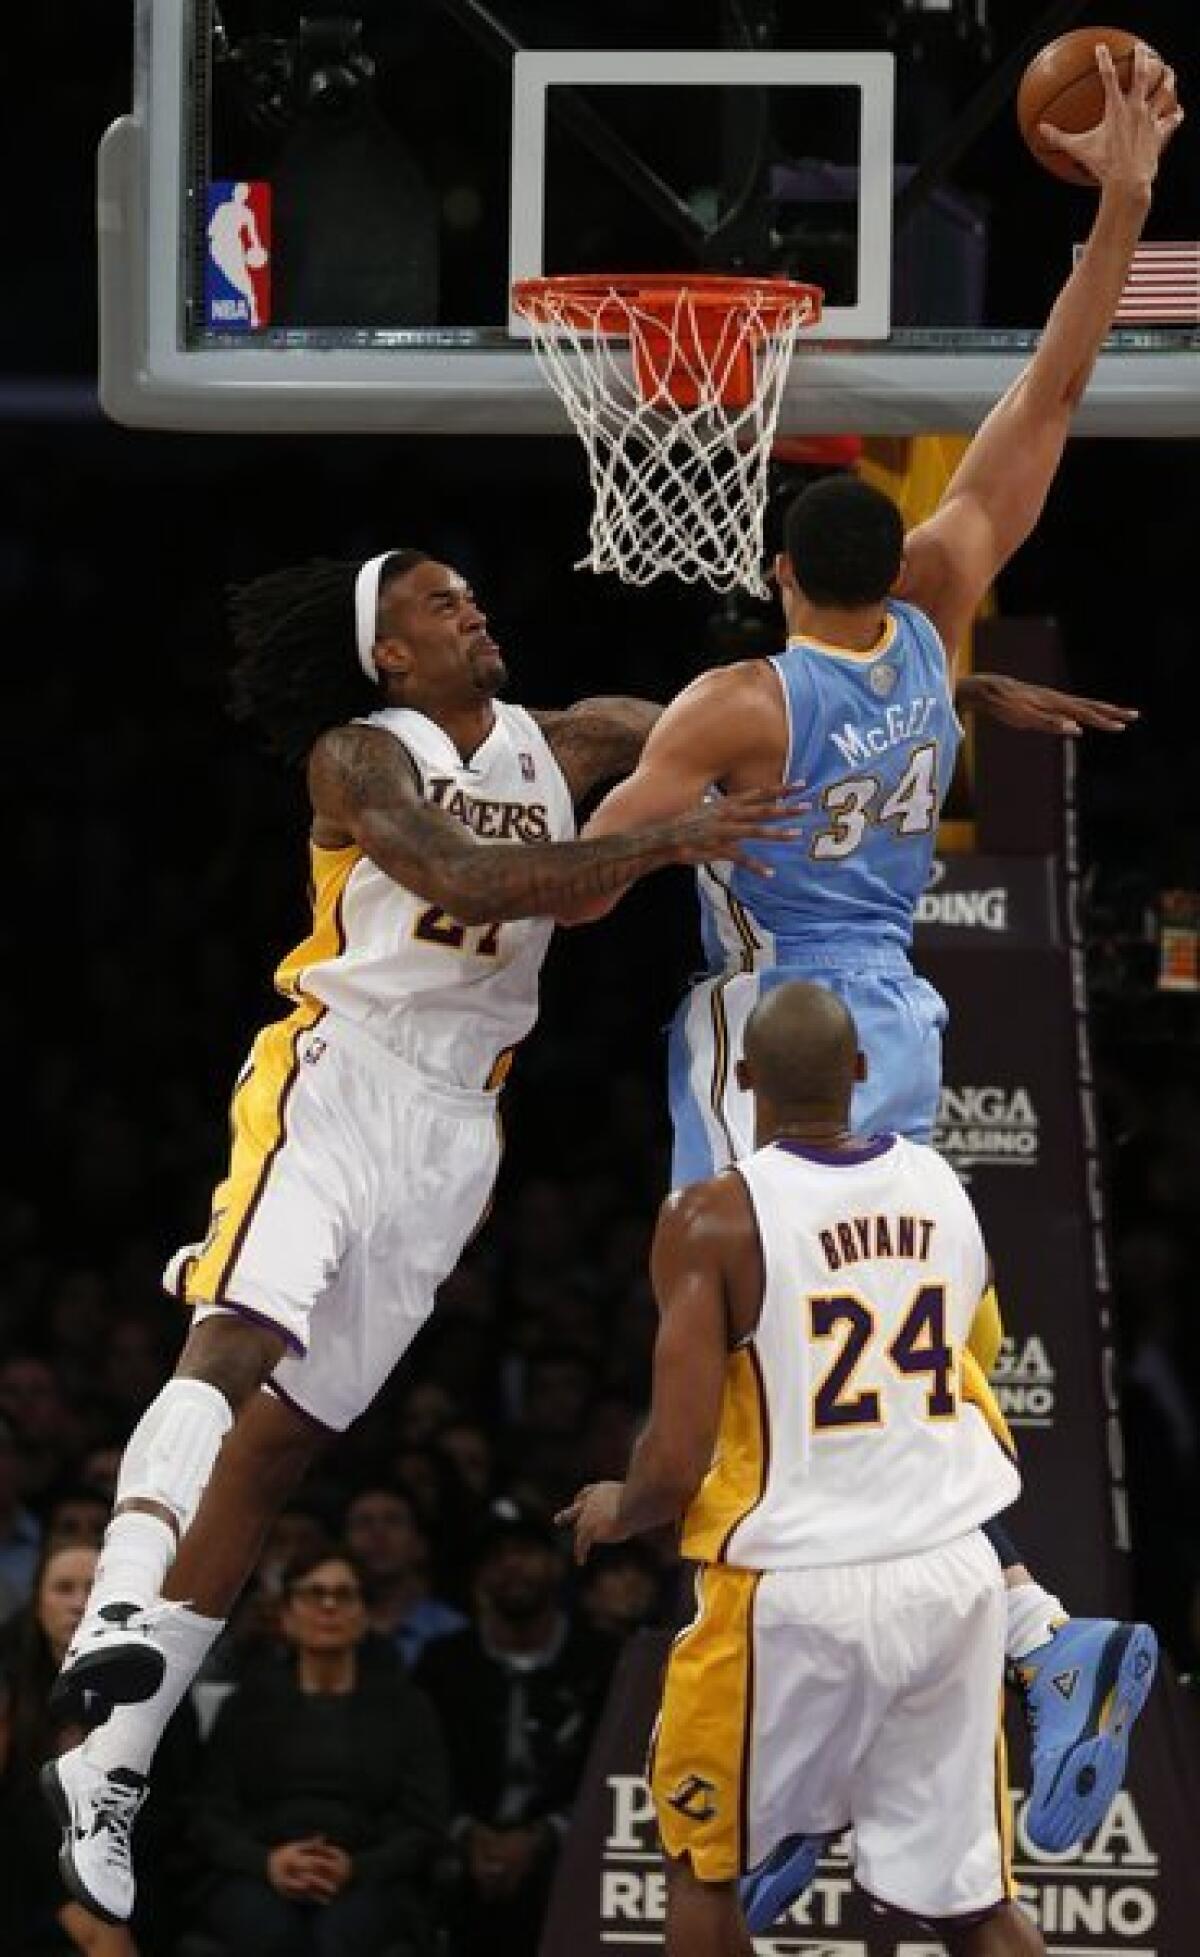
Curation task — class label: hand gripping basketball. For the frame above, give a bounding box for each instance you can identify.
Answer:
[1019,33,1182,187]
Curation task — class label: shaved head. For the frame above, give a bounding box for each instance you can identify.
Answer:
[740,982,861,1129]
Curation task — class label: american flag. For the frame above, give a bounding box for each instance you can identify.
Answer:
[1074,242,1200,323]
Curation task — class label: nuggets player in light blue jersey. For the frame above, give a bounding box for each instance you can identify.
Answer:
[676,561,957,1171]
[565,47,1178,1909]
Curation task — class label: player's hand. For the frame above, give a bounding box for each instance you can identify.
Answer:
[958,672,1139,737]
[1038,43,1183,190]
[662,784,809,875]
[555,1481,629,1563]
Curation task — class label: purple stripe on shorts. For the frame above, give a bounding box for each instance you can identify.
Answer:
[215,1296,308,1360]
[264,1377,339,1436]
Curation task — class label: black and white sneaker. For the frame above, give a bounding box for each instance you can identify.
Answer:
[50,1599,175,1723]
[42,1745,148,1923]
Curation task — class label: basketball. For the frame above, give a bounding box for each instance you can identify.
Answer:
[1017,26,1144,185]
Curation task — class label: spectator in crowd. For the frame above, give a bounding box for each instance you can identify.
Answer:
[576,1541,667,1643]
[207,1499,334,1686]
[44,1486,110,1551]
[1,1539,196,1957]
[0,1357,84,1505]
[78,1446,123,1505]
[344,1487,466,1668]
[393,1381,459,1449]
[44,1271,109,1404]
[415,1509,617,1957]
[0,1540,129,1957]
[0,1411,42,1617]
[502,1351,597,1514]
[436,1420,495,1505]
[387,1444,479,1591]
[192,1545,450,1957]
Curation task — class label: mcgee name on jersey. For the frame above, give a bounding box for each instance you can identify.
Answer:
[830,694,941,768]
[427,775,551,843]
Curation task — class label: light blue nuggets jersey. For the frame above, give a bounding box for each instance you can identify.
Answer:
[699,600,959,968]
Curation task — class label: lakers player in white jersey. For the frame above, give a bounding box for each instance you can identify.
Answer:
[556,50,1176,1883]
[42,547,802,1923]
[561,981,1042,1956]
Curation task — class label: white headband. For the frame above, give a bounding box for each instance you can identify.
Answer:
[354,550,396,683]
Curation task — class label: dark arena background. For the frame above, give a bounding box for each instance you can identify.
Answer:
[1,4,1199,1955]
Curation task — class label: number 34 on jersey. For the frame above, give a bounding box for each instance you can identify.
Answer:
[811,741,940,862]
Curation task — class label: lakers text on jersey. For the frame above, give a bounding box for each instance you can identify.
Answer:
[276,700,575,1092]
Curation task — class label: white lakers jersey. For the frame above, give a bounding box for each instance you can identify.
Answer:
[682,1133,1020,1569]
[275,702,575,1091]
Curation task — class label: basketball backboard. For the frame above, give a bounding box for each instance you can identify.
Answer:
[101,0,1200,434]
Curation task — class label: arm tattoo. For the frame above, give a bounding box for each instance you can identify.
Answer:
[449,823,690,921]
[314,720,690,925]
[536,696,662,801]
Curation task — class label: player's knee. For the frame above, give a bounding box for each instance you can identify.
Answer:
[998,1902,1047,1956]
[176,1310,288,1409]
[220,1386,330,1507]
[948,1900,1046,1957]
[114,1376,234,1535]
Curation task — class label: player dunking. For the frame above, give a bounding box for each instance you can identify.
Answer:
[561,981,1043,1957]
[42,549,801,1922]
[565,42,1179,1899]
[42,554,1117,1928]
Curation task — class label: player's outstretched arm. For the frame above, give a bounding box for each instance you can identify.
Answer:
[554,664,789,924]
[308,722,798,926]
[556,1181,748,1561]
[902,42,1181,662]
[957,672,1139,736]
[531,696,663,801]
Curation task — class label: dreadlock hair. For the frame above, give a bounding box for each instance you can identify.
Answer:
[227,550,430,766]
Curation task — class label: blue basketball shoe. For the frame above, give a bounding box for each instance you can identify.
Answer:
[739,1833,825,1933]
[1015,1617,1158,1852]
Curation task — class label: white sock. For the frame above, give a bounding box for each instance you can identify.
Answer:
[83,1603,225,1776]
[90,1510,177,1616]
[1006,1580,1069,1662]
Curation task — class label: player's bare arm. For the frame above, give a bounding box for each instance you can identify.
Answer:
[531,695,663,801]
[552,663,791,924]
[900,42,1182,662]
[557,1175,763,1560]
[956,672,1138,736]
[308,721,799,926]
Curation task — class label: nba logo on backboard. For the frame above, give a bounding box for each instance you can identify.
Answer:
[205,181,271,331]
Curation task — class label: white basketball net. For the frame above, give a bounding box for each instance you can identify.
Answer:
[515,281,819,597]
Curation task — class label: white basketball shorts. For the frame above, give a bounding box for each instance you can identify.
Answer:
[651,1530,1012,1924]
[165,1007,501,1430]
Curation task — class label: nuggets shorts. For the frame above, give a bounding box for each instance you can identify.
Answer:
[668,954,947,1187]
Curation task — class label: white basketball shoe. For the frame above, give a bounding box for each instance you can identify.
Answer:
[41,1745,148,1922]
[51,1599,179,1722]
